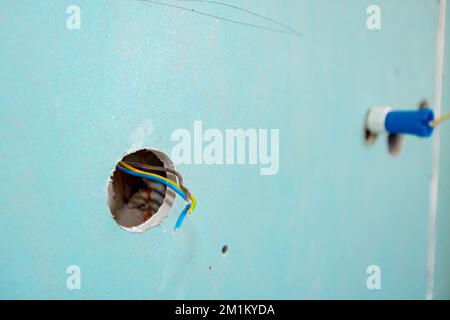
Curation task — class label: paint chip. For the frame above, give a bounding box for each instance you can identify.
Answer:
[221,245,228,256]
[107,149,177,232]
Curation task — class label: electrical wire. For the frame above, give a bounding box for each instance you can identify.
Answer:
[430,112,450,128]
[121,160,195,208]
[123,161,186,192]
[116,161,196,230]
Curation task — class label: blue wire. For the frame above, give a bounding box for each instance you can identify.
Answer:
[116,165,191,229]
[174,203,191,230]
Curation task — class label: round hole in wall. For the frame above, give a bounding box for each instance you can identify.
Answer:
[419,99,429,109]
[107,149,177,233]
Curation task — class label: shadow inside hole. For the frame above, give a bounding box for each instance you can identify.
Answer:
[364,127,378,145]
[364,109,378,145]
[221,245,228,256]
[419,99,429,109]
[387,133,404,156]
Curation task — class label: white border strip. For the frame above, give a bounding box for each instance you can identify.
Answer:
[426,0,446,300]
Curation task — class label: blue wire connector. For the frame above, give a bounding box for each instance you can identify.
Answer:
[385,108,434,137]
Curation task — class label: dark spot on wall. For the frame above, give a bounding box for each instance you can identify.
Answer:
[364,127,378,145]
[387,133,403,156]
[222,245,228,256]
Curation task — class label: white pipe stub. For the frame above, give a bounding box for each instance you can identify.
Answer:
[366,106,391,134]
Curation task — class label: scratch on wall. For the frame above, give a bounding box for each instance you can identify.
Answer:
[134,0,302,37]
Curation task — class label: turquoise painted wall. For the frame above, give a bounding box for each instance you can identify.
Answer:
[0,0,448,299]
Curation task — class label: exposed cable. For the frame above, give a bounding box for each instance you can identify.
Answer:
[429,112,450,128]
[116,161,196,230]
[135,0,302,37]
